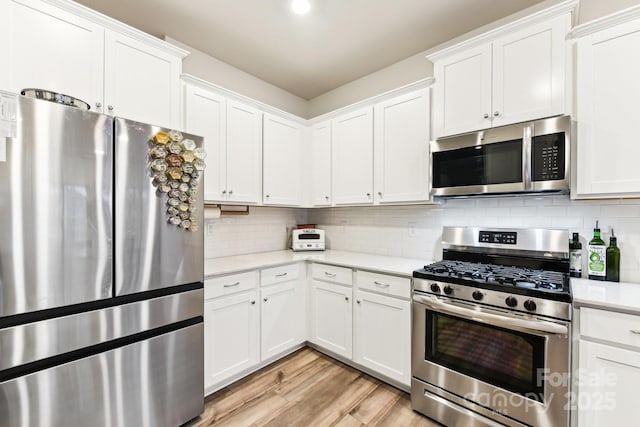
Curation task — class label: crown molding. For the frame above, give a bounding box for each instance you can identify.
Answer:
[568,4,640,39]
[40,0,189,58]
[426,0,578,61]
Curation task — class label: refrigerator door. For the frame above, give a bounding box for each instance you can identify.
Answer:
[0,92,113,317]
[114,118,204,296]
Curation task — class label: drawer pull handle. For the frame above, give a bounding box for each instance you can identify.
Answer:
[276,272,288,277]
[631,330,640,335]
[324,272,337,277]
[374,281,390,288]
[224,282,240,288]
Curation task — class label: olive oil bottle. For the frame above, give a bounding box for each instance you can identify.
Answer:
[588,221,606,281]
[569,233,582,278]
[606,229,620,282]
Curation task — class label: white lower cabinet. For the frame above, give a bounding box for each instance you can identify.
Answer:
[261,278,305,360]
[577,307,640,426]
[354,289,411,386]
[204,264,304,393]
[310,279,353,359]
[203,289,259,391]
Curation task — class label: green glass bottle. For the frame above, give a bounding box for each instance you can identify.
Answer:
[606,229,620,282]
[588,221,606,281]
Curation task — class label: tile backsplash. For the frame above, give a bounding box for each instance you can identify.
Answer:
[307,195,640,283]
[204,206,307,258]
[205,196,640,283]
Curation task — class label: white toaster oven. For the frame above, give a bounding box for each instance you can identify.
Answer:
[292,229,325,251]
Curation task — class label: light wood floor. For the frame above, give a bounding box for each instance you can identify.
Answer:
[188,347,440,427]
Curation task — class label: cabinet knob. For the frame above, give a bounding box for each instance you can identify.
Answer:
[493,111,500,117]
[263,297,268,302]
[228,190,233,195]
[251,301,256,305]
[222,190,227,195]
[266,194,270,198]
[107,105,114,112]
[345,296,349,302]
[483,113,489,119]
[95,102,102,109]
[356,300,361,304]
[366,193,371,197]
[325,195,329,200]
[377,192,382,197]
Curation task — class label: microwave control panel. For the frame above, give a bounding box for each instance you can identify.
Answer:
[532,132,565,181]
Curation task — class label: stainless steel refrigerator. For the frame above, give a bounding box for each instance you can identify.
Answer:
[0,90,204,426]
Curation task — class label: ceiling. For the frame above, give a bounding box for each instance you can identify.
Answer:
[74,0,546,100]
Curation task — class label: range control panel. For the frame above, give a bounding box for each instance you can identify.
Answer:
[479,231,517,245]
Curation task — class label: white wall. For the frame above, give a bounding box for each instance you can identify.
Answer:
[204,206,307,258]
[307,196,640,283]
[167,37,308,118]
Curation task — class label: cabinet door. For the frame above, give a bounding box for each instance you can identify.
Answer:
[226,100,262,204]
[104,30,181,128]
[261,281,304,360]
[183,84,227,202]
[578,340,640,427]
[262,114,303,206]
[374,88,430,204]
[432,44,492,137]
[492,14,568,127]
[575,19,640,197]
[310,121,332,206]
[310,280,353,359]
[203,290,259,390]
[331,106,374,205]
[354,290,411,386]
[0,0,103,108]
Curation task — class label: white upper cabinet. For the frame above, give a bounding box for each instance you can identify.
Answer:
[0,0,185,128]
[574,14,640,198]
[331,106,374,205]
[262,113,303,206]
[373,88,431,204]
[310,121,332,206]
[183,84,227,202]
[0,0,104,107]
[226,100,263,204]
[431,12,571,137]
[104,30,182,128]
[433,44,492,137]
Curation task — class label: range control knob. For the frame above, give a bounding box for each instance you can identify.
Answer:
[443,285,453,295]
[505,296,518,307]
[524,299,537,311]
[430,283,441,293]
[472,291,484,301]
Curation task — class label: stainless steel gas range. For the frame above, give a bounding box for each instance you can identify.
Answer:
[411,227,572,427]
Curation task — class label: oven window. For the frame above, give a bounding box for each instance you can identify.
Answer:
[432,139,522,188]
[426,311,545,401]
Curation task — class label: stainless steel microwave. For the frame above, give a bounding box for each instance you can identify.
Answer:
[430,115,571,197]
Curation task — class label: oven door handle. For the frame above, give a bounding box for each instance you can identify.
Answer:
[413,294,568,335]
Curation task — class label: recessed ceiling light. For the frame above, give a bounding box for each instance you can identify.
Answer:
[291,0,311,15]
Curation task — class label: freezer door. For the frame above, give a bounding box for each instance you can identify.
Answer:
[0,94,113,317]
[114,118,204,296]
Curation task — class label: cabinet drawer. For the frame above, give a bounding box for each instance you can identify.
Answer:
[261,263,300,287]
[311,263,352,286]
[581,307,640,349]
[205,270,258,300]
[356,271,410,299]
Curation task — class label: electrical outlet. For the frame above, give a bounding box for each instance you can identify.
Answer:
[408,222,417,237]
[206,222,215,236]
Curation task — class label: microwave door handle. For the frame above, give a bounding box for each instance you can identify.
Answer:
[413,294,567,335]
[523,125,533,190]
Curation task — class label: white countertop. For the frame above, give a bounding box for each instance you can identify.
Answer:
[572,278,640,315]
[204,250,426,278]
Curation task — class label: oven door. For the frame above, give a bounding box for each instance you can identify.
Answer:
[412,293,570,427]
